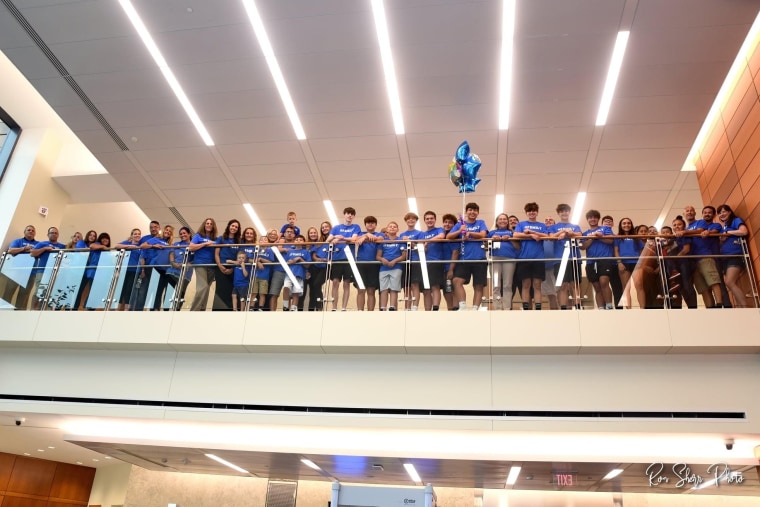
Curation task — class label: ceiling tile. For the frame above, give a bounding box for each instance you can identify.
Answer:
[319,159,403,182]
[164,186,239,207]
[2,45,60,79]
[96,97,188,129]
[506,151,587,175]
[309,135,398,162]
[508,127,595,153]
[511,100,597,129]
[217,141,305,166]
[506,173,582,195]
[19,1,133,44]
[133,146,217,171]
[242,182,321,203]
[148,168,230,190]
[588,171,679,193]
[599,123,699,150]
[325,180,406,200]
[206,116,297,145]
[50,36,154,76]
[406,131,498,158]
[594,148,688,172]
[230,163,314,186]
[115,123,205,150]
[303,109,395,139]
[405,104,497,134]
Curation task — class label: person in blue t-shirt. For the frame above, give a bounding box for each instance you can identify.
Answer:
[327,207,361,311]
[420,211,446,311]
[144,225,173,311]
[250,235,274,311]
[279,211,301,239]
[29,226,65,310]
[399,212,422,310]
[446,202,488,310]
[580,209,614,309]
[131,220,161,311]
[613,218,642,309]
[513,202,549,310]
[548,204,583,310]
[73,231,110,311]
[168,227,193,310]
[114,228,142,311]
[270,226,295,311]
[677,205,725,308]
[377,221,406,311]
[355,216,382,311]
[488,213,519,310]
[3,225,38,309]
[717,204,749,308]
[308,224,332,311]
[231,251,250,311]
[213,219,241,311]
[189,218,218,311]
[440,213,459,310]
[284,235,311,310]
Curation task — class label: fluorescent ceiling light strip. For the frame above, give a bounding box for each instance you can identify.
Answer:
[242,0,306,140]
[371,0,404,134]
[506,465,521,485]
[404,463,422,483]
[204,453,249,474]
[495,194,504,215]
[416,243,430,290]
[603,468,623,480]
[323,200,339,226]
[498,0,516,129]
[653,217,665,231]
[118,0,213,146]
[407,197,418,216]
[270,246,302,292]
[243,203,267,236]
[344,246,365,290]
[682,11,760,171]
[570,192,586,224]
[300,458,321,470]
[595,31,630,126]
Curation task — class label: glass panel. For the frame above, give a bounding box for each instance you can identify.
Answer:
[32,251,61,310]
[0,253,35,309]
[46,251,89,311]
[85,251,120,310]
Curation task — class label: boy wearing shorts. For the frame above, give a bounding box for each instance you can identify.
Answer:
[231,251,250,311]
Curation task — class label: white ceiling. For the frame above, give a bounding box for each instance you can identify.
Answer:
[2,0,756,232]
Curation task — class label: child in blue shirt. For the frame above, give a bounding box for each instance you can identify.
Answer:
[231,251,250,311]
[284,235,310,310]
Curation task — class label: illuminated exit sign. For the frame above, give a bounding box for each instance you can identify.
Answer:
[552,472,577,486]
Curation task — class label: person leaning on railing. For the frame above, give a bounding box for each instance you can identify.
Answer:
[717,204,749,308]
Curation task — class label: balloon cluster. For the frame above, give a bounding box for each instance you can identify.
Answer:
[448,140,481,193]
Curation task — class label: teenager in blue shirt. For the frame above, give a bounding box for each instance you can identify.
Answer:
[488,213,519,310]
[270,226,295,311]
[440,213,459,310]
[307,223,332,311]
[613,218,642,309]
[355,216,382,311]
[399,212,422,310]
[548,204,582,310]
[513,202,549,310]
[420,211,446,311]
[446,202,488,310]
[327,207,361,311]
[189,218,218,311]
[30,226,65,310]
[718,204,749,308]
[284,235,311,310]
[377,221,406,311]
[580,209,614,309]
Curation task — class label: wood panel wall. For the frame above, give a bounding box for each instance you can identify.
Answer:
[0,453,95,507]
[696,36,760,292]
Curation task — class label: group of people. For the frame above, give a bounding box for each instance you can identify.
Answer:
[1,201,751,311]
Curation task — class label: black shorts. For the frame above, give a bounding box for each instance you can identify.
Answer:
[425,263,445,289]
[586,260,615,283]
[453,261,488,287]
[404,263,423,285]
[330,262,354,282]
[516,260,546,281]
[355,262,380,289]
[554,260,582,284]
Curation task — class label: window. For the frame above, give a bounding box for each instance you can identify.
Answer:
[0,106,21,184]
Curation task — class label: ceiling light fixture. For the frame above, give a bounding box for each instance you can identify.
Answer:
[118,0,214,146]
[407,197,418,216]
[570,192,586,224]
[205,453,250,474]
[595,31,630,126]
[404,463,422,483]
[242,0,306,140]
[243,203,268,236]
[681,12,760,170]
[301,458,321,471]
[495,194,505,215]
[323,200,340,226]
[506,465,521,485]
[498,0,516,130]
[371,0,404,135]
[603,468,623,480]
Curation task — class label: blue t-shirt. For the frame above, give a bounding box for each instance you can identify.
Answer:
[232,264,250,288]
[515,221,547,259]
[167,240,193,280]
[399,229,422,261]
[75,240,101,279]
[310,243,329,269]
[720,217,745,256]
[142,236,170,267]
[285,248,310,279]
[9,237,38,253]
[280,224,301,237]
[32,241,65,273]
[378,236,405,272]
[614,237,643,265]
[357,232,382,262]
[582,226,614,260]
[488,229,518,258]
[420,227,445,261]
[449,220,488,260]
[441,232,458,271]
[216,236,239,264]
[687,220,721,256]
[255,246,275,280]
[548,223,582,264]
[118,240,141,271]
[191,233,215,266]
[270,244,292,273]
[329,224,361,260]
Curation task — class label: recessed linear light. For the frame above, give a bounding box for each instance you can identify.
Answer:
[408,197,420,230]
[603,469,623,480]
[323,200,340,226]
[495,194,505,215]
[243,203,268,237]
[47,446,55,449]
[506,465,521,485]
[570,192,586,225]
[682,11,760,171]
[300,458,321,471]
[118,0,214,146]
[242,0,306,140]
[498,0,516,130]
[37,449,44,452]
[595,31,630,126]
[23,453,30,456]
[403,463,422,483]
[371,0,404,135]
[205,453,250,475]
[76,461,82,465]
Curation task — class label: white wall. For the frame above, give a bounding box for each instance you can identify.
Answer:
[89,463,132,507]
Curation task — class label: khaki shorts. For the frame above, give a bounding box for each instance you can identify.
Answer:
[693,258,721,293]
[252,277,268,295]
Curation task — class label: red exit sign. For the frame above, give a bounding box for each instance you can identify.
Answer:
[553,473,577,486]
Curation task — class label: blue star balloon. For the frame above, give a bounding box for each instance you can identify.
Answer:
[451,140,481,193]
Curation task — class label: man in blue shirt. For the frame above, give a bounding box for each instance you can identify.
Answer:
[399,212,422,310]
[420,211,446,311]
[446,202,488,310]
[30,226,66,310]
[580,209,614,310]
[513,202,549,310]
[548,204,582,310]
[355,216,382,311]
[679,205,724,308]
[327,207,361,311]
[3,225,38,309]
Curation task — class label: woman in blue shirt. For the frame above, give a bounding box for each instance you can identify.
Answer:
[73,230,109,310]
[488,213,519,310]
[117,228,141,311]
[213,219,241,311]
[613,218,642,309]
[189,218,218,311]
[717,204,749,308]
